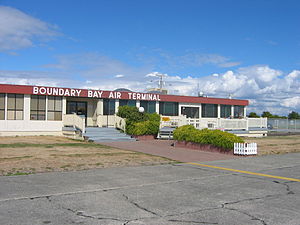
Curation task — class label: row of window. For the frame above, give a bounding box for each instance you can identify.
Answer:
[182,104,244,118]
[0,94,62,121]
[0,93,245,119]
[102,99,244,118]
[103,100,157,115]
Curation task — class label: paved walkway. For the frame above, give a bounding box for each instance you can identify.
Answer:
[103,140,238,162]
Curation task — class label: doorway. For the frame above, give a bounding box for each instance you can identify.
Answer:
[67,101,88,125]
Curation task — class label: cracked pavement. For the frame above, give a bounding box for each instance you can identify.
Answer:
[0,153,299,225]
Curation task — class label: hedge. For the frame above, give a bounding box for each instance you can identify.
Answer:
[173,125,244,150]
[117,106,160,136]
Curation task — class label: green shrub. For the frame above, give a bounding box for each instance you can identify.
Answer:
[173,125,196,141]
[173,126,244,150]
[117,106,160,136]
[117,106,146,122]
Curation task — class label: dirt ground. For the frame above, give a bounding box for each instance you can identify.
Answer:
[0,136,175,176]
[244,135,300,155]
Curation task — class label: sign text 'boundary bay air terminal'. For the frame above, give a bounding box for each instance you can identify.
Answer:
[0,83,261,137]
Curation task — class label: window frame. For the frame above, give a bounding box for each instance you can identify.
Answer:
[7,94,24,120]
[159,102,179,116]
[201,104,218,118]
[30,95,46,120]
[220,105,232,118]
[0,93,5,120]
[140,101,156,114]
[47,96,63,121]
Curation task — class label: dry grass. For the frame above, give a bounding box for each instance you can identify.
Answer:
[0,136,175,176]
[243,135,300,155]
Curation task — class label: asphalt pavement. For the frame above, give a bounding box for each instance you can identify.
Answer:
[0,153,299,225]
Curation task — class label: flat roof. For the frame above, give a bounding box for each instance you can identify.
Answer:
[0,83,249,106]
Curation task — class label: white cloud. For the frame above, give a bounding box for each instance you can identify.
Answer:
[218,61,241,68]
[136,49,241,70]
[281,96,300,108]
[238,65,282,83]
[115,74,125,78]
[0,6,59,51]
[1,52,300,116]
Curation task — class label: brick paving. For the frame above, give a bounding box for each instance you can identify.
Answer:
[103,140,238,163]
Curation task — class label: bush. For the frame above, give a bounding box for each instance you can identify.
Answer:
[117,106,146,122]
[117,105,160,136]
[173,125,196,141]
[173,126,244,150]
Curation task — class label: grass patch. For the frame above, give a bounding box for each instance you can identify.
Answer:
[50,152,137,158]
[0,155,33,161]
[5,172,33,176]
[60,164,71,169]
[285,142,300,145]
[0,142,112,149]
[265,144,278,146]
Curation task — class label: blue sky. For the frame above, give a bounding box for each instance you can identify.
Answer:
[0,0,300,115]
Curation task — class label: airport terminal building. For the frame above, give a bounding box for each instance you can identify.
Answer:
[0,83,265,137]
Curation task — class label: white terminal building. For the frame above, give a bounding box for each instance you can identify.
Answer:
[0,83,267,137]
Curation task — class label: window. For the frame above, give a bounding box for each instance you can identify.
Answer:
[0,93,5,120]
[181,107,199,118]
[202,104,218,118]
[103,99,115,115]
[159,102,178,116]
[48,96,62,121]
[7,94,24,120]
[119,100,136,107]
[234,105,244,118]
[30,95,46,120]
[221,105,231,118]
[140,101,156,113]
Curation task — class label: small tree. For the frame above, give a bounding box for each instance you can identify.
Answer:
[288,111,300,119]
[248,112,260,118]
[261,111,273,118]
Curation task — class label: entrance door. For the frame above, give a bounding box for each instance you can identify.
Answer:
[67,101,88,125]
[181,107,199,118]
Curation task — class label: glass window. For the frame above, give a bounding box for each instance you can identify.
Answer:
[103,99,115,115]
[234,105,244,118]
[140,101,156,114]
[159,102,178,116]
[221,105,231,118]
[0,93,5,120]
[7,94,24,120]
[119,100,136,107]
[202,104,218,118]
[47,96,62,121]
[30,95,46,120]
[181,107,199,118]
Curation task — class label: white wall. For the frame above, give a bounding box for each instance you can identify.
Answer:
[0,94,63,135]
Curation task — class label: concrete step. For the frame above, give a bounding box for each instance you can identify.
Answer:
[84,127,135,142]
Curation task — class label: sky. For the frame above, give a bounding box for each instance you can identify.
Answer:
[0,0,300,115]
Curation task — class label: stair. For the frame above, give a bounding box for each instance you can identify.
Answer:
[157,127,175,139]
[84,127,136,142]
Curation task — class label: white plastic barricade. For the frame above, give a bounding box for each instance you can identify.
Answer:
[234,143,257,155]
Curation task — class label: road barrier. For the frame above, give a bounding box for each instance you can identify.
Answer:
[234,143,257,155]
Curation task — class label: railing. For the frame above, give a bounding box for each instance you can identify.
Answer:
[218,118,248,130]
[268,118,300,131]
[234,143,257,155]
[248,117,267,128]
[115,116,126,131]
[161,116,267,131]
[63,114,85,134]
[97,115,116,127]
[160,115,187,128]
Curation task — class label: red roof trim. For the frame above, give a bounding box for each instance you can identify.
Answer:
[0,83,249,106]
